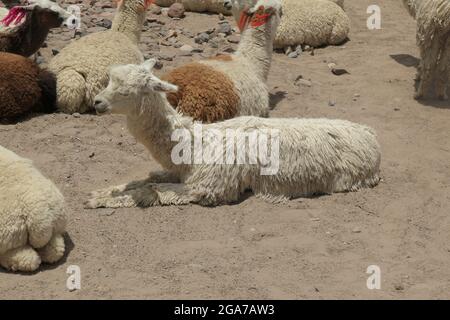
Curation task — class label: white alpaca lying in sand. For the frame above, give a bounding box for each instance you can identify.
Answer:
[86,60,381,208]
[0,145,67,272]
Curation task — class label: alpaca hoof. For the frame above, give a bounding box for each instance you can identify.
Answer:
[38,234,66,264]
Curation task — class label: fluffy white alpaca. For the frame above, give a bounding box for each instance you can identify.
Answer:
[403,0,450,100]
[0,145,66,272]
[49,0,152,114]
[160,0,282,123]
[86,60,381,208]
[227,0,349,49]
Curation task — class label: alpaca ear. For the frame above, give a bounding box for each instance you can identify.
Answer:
[143,59,157,72]
[152,79,178,93]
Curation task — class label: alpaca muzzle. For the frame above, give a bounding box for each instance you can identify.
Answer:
[93,98,110,115]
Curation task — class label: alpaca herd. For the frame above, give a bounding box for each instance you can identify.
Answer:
[0,0,447,272]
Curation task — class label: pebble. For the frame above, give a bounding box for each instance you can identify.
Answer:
[168,3,185,18]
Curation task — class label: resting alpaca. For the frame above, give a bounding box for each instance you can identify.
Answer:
[160,0,282,123]
[0,0,71,57]
[0,145,67,272]
[0,52,56,119]
[49,0,152,114]
[86,60,381,208]
[403,0,450,100]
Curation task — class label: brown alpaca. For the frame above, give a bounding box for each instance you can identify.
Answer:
[0,52,56,120]
[0,0,69,57]
[161,62,240,123]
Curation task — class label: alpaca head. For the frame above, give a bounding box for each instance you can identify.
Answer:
[1,0,71,28]
[94,59,178,115]
[225,0,282,33]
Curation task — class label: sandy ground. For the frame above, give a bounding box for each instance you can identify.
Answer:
[1,0,450,299]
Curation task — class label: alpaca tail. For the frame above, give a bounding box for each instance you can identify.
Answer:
[35,68,57,114]
[55,68,87,114]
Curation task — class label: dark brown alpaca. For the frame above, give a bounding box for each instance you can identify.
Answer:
[0,0,69,57]
[0,52,57,120]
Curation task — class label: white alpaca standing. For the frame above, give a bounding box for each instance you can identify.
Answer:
[0,145,67,272]
[86,60,381,208]
[160,0,282,123]
[403,0,450,100]
[49,0,152,114]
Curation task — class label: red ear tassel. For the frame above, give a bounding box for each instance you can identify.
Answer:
[1,6,26,26]
[238,7,251,32]
[144,0,154,9]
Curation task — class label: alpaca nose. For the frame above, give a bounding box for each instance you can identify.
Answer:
[94,98,109,114]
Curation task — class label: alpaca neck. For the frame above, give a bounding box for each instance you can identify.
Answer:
[236,21,274,81]
[403,0,419,18]
[111,3,145,43]
[0,12,50,57]
[127,93,192,172]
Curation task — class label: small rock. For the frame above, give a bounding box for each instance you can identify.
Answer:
[51,49,60,56]
[332,68,350,76]
[179,44,194,53]
[227,35,240,44]
[195,32,210,44]
[97,18,112,29]
[288,51,299,59]
[219,13,225,20]
[328,100,336,107]
[295,78,312,87]
[352,228,361,233]
[394,284,404,291]
[72,112,81,118]
[150,4,162,15]
[217,21,232,35]
[168,3,185,18]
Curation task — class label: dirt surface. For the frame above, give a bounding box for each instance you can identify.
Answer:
[1,0,450,299]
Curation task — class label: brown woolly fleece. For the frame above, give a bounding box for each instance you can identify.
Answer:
[0,52,56,120]
[0,9,63,57]
[161,62,239,123]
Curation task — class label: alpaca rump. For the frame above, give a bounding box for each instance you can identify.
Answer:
[0,52,57,119]
[49,0,150,114]
[274,0,350,48]
[0,145,67,272]
[156,0,282,123]
[87,60,381,208]
[161,62,240,123]
[403,0,450,100]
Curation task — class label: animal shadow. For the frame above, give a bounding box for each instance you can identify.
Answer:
[269,90,288,110]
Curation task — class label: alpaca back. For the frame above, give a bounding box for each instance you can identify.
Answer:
[274,0,350,48]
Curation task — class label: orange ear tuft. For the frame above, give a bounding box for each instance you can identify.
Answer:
[144,0,154,9]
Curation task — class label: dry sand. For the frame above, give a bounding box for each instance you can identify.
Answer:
[0,0,449,299]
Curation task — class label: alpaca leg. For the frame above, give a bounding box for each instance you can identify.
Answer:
[89,171,180,199]
[88,177,154,198]
[435,38,450,100]
[86,182,195,208]
[147,170,181,183]
[0,246,41,272]
[56,69,87,114]
[37,234,65,264]
[416,41,441,99]
[85,181,160,208]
